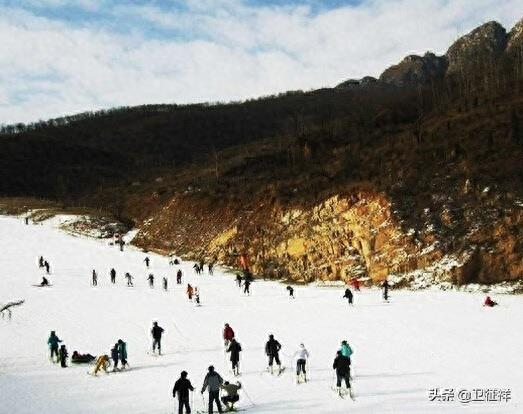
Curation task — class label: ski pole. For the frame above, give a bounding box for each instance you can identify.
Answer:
[241,385,256,407]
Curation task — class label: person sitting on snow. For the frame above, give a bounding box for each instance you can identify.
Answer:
[71,351,95,363]
[484,296,498,307]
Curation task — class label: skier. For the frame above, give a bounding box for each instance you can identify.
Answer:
[382,280,390,301]
[125,272,134,287]
[343,288,353,305]
[293,343,309,383]
[174,258,180,265]
[193,263,200,275]
[25,217,29,225]
[119,238,125,252]
[173,371,194,414]
[59,344,68,368]
[147,273,154,288]
[265,334,282,374]
[332,350,353,398]
[151,321,164,355]
[220,381,242,411]
[484,296,498,307]
[44,260,50,274]
[223,323,235,347]
[47,331,62,363]
[201,366,224,414]
[110,268,116,284]
[187,284,194,300]
[286,285,295,299]
[235,274,242,288]
[38,256,44,268]
[111,343,119,371]
[118,339,128,369]
[195,291,201,306]
[208,262,214,275]
[243,279,251,295]
[227,338,242,376]
[176,269,183,284]
[144,256,150,268]
[92,270,97,286]
[40,276,50,287]
[351,278,361,291]
[92,354,110,375]
[163,277,168,291]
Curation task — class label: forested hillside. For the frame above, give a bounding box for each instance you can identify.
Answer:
[2,19,523,285]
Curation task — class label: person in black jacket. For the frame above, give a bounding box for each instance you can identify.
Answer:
[343,288,353,305]
[382,280,389,301]
[332,350,353,397]
[151,322,164,355]
[265,334,282,374]
[173,371,194,414]
[59,344,68,368]
[110,268,116,284]
[227,338,242,376]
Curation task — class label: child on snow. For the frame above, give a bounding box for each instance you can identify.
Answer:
[59,344,68,368]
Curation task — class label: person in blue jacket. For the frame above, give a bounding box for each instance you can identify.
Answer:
[48,331,62,363]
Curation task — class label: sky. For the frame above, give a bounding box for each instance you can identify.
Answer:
[0,0,521,124]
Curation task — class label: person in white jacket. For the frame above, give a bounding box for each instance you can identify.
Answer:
[293,343,309,383]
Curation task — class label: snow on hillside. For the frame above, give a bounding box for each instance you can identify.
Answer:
[0,216,521,414]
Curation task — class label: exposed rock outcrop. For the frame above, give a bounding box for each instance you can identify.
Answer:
[380,52,447,86]
[446,21,507,73]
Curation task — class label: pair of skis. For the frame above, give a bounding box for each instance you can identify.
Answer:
[261,366,286,376]
[331,386,356,401]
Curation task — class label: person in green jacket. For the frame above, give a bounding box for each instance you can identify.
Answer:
[47,331,62,363]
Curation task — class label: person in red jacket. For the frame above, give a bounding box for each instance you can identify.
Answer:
[351,278,360,291]
[223,323,235,347]
[484,296,498,307]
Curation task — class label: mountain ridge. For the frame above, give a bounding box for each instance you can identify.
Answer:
[2,16,523,287]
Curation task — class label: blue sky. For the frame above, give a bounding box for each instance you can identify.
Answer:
[0,0,521,123]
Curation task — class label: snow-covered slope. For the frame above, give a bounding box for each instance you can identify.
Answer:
[0,216,521,414]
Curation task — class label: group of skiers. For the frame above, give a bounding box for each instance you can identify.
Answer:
[48,329,129,375]
[169,323,354,413]
[193,259,215,275]
[91,262,184,292]
[38,256,51,274]
[173,366,242,414]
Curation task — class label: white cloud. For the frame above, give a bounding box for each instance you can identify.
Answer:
[1,0,522,124]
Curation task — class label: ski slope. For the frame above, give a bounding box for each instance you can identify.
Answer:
[0,215,521,414]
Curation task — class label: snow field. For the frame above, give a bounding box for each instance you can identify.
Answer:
[0,216,521,414]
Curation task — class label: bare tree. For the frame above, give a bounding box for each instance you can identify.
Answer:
[0,300,25,320]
